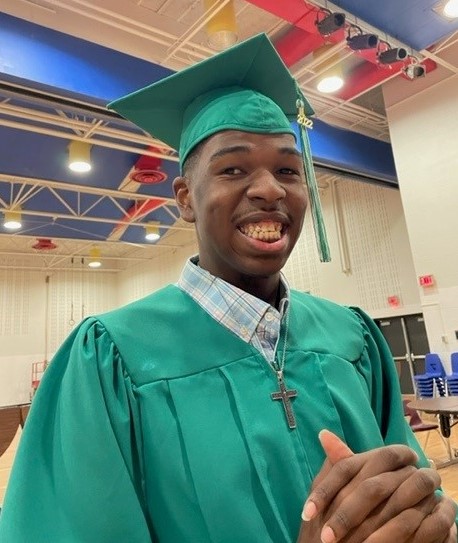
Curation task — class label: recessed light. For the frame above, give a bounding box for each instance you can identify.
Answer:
[444,0,458,17]
[433,0,458,19]
[317,75,344,93]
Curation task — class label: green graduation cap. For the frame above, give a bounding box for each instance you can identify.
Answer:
[109,33,330,262]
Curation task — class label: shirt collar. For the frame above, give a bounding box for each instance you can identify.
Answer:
[177,256,290,340]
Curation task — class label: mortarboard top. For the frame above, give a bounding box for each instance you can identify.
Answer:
[108,33,313,170]
[109,33,330,262]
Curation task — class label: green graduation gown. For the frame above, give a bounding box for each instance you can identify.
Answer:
[0,286,446,542]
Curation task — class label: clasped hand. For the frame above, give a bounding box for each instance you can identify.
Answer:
[297,431,457,543]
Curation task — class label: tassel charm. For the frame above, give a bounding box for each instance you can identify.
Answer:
[296,99,314,129]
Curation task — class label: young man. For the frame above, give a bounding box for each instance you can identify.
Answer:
[0,34,456,543]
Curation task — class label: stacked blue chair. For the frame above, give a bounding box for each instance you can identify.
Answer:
[414,353,446,398]
[414,375,434,398]
[445,352,458,396]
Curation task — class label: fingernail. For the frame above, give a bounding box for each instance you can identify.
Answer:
[301,500,317,521]
[321,525,336,543]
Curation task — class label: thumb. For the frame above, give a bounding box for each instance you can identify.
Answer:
[300,431,354,522]
[319,429,354,465]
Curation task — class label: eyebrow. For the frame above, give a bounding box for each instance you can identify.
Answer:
[279,147,302,158]
[209,145,302,162]
[209,145,250,162]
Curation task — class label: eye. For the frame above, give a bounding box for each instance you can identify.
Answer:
[278,167,301,176]
[221,167,244,175]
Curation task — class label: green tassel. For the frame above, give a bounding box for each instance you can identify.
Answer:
[296,97,331,263]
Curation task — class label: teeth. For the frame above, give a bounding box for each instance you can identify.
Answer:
[239,221,283,242]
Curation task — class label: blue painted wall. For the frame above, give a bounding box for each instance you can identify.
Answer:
[0,12,397,184]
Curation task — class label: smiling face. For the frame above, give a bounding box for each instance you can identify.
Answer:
[173,130,308,299]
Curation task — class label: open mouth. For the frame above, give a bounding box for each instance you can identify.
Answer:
[238,221,285,243]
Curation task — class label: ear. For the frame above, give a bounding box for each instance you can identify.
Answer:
[173,176,195,223]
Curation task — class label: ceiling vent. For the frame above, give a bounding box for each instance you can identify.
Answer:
[130,169,168,184]
[32,238,57,250]
[130,148,168,184]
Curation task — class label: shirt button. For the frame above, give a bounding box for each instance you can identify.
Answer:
[240,326,249,338]
[265,311,274,322]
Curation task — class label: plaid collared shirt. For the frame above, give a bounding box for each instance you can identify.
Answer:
[176,257,289,364]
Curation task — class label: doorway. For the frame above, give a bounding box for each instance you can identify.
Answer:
[375,314,430,394]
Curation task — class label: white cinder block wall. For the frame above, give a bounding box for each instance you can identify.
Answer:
[284,178,421,317]
[0,269,118,405]
[384,74,458,370]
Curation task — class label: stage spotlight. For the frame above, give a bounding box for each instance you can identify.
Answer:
[378,47,408,64]
[347,32,379,50]
[404,62,426,79]
[316,11,346,36]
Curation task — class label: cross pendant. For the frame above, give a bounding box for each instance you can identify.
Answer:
[271,370,298,429]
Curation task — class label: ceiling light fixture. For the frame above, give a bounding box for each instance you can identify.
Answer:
[204,0,238,51]
[144,221,160,242]
[346,25,379,50]
[378,46,408,64]
[68,140,92,173]
[3,207,22,230]
[313,44,345,94]
[317,74,344,93]
[315,9,346,36]
[88,246,102,268]
[443,0,458,18]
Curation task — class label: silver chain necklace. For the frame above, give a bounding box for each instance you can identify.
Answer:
[209,271,298,429]
[269,308,298,429]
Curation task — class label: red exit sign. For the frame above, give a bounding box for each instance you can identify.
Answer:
[387,295,400,307]
[419,274,435,287]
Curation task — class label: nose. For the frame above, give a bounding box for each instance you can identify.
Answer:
[246,170,286,205]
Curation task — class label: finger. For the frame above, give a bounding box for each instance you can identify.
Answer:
[409,497,457,543]
[305,445,419,521]
[445,523,458,543]
[357,445,419,481]
[344,470,440,543]
[319,466,418,542]
[319,430,354,465]
[301,458,334,522]
[295,518,322,543]
[362,495,439,543]
[302,432,354,522]
[380,467,441,521]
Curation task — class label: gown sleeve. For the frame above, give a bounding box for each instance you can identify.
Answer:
[0,317,153,543]
[352,307,458,532]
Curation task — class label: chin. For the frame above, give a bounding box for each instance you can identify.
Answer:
[237,256,287,278]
